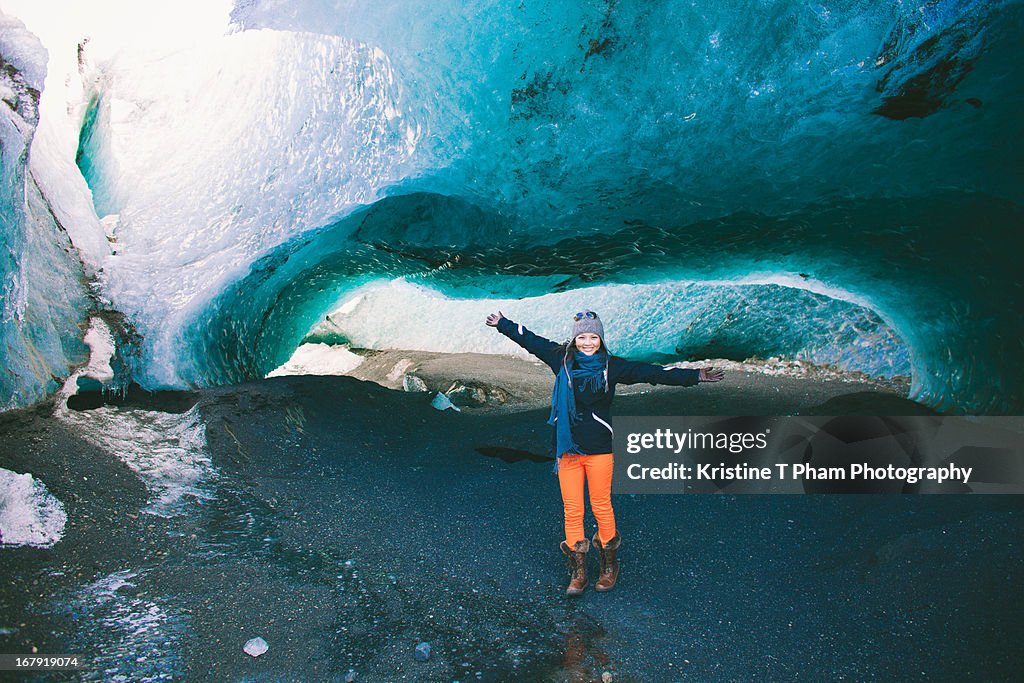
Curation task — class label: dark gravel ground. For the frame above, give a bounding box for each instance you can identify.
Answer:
[1,370,1022,682]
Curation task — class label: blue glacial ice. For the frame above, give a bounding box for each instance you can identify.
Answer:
[0,0,1021,413]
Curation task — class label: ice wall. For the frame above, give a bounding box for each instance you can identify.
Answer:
[0,467,66,547]
[74,28,423,388]
[0,13,91,409]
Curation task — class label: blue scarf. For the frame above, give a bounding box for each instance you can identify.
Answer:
[548,350,608,473]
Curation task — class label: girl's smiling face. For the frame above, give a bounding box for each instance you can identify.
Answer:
[575,333,602,356]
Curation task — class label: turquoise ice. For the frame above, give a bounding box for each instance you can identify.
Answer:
[1,0,1021,413]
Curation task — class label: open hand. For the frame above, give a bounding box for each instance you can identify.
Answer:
[485,311,504,327]
[699,367,725,383]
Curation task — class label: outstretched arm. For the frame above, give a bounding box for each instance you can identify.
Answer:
[612,358,725,387]
[486,311,563,371]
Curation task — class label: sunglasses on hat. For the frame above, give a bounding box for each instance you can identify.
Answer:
[573,311,599,321]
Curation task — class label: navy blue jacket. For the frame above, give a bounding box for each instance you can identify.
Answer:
[496,317,700,455]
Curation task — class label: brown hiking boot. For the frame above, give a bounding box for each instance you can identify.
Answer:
[559,539,589,595]
[592,532,621,592]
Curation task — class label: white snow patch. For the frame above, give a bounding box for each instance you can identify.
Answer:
[81,317,117,385]
[266,342,364,378]
[0,468,67,547]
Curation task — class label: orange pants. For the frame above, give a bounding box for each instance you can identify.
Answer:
[558,452,617,547]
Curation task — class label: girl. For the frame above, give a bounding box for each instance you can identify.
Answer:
[486,309,724,595]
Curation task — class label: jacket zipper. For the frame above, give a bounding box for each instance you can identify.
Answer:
[592,412,614,435]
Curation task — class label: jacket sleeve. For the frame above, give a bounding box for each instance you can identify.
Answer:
[611,358,701,387]
[495,317,563,371]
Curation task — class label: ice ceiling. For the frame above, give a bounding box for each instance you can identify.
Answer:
[1,0,1021,412]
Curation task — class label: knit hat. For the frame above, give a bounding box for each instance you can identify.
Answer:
[572,310,605,341]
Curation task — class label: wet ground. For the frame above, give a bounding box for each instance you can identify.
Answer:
[1,370,1022,681]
